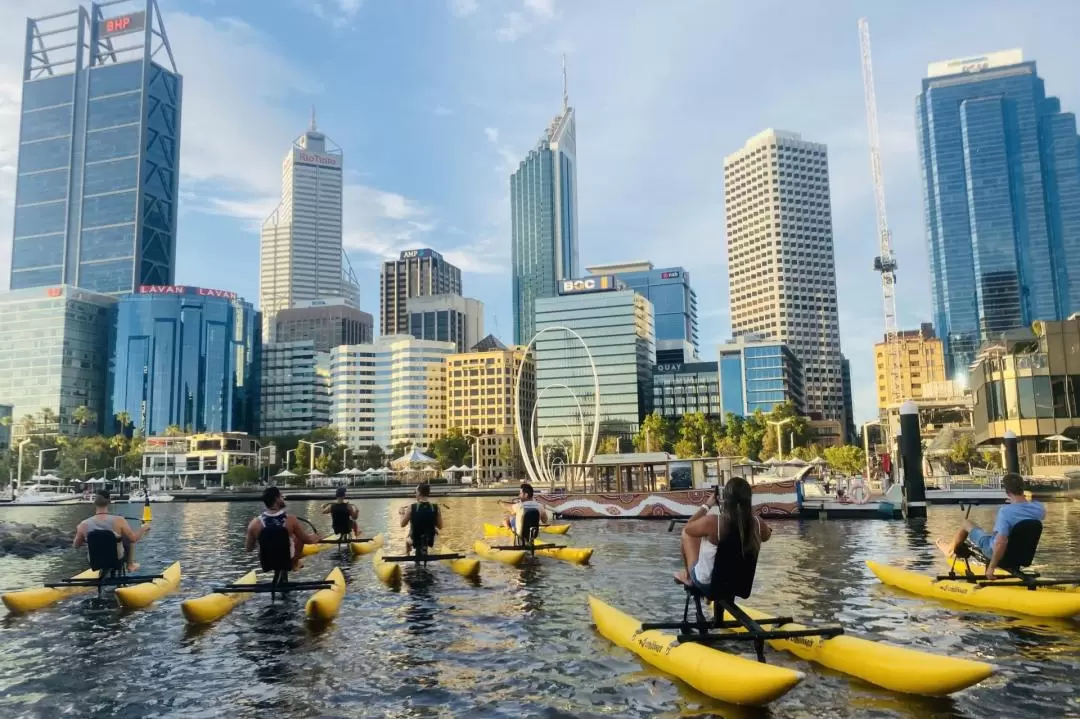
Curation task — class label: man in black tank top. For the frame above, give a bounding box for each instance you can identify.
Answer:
[320,487,360,538]
[399,483,442,554]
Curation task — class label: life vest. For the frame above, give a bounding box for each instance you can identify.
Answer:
[410,502,438,549]
[258,511,292,571]
[329,502,353,536]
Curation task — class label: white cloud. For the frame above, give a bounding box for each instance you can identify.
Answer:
[450,0,479,17]
[496,12,530,42]
[484,127,521,173]
[300,0,363,28]
[524,0,556,18]
[434,105,454,116]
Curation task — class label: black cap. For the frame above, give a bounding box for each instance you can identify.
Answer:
[335,487,346,498]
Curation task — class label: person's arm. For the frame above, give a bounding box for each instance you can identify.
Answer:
[73,522,86,548]
[399,506,412,528]
[434,506,443,531]
[986,533,1008,578]
[349,505,358,519]
[682,494,718,537]
[244,519,259,552]
[289,516,320,545]
[319,504,331,514]
[115,516,148,543]
[758,517,772,543]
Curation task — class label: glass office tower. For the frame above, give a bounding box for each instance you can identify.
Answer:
[11,1,182,294]
[918,50,1080,374]
[717,336,805,417]
[108,286,260,437]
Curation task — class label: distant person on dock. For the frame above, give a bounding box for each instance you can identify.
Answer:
[320,487,360,538]
[500,482,548,537]
[400,483,441,555]
[939,472,1045,578]
[674,477,771,594]
[73,489,150,573]
[245,486,321,571]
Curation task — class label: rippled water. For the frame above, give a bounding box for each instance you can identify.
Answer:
[0,498,1079,718]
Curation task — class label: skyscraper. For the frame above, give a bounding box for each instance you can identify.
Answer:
[10,2,182,294]
[259,114,360,339]
[917,50,1080,375]
[379,249,462,336]
[406,294,484,352]
[586,261,699,362]
[511,61,579,345]
[724,129,844,421]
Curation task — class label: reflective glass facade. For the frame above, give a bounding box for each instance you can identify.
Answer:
[11,3,182,295]
[260,342,330,437]
[598,266,699,361]
[534,290,655,441]
[511,106,578,345]
[653,361,720,420]
[0,286,115,437]
[918,54,1080,374]
[108,289,260,437]
[406,295,483,353]
[717,337,805,417]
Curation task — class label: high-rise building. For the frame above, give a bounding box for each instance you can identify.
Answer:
[259,117,360,339]
[330,344,377,451]
[259,341,330,437]
[406,294,484,353]
[379,249,462,336]
[586,261,699,363]
[446,336,536,483]
[717,336,805,418]
[874,324,948,409]
[917,50,1080,375]
[0,405,12,452]
[274,299,373,354]
[534,282,655,442]
[724,129,843,421]
[511,68,579,345]
[373,336,456,450]
[107,285,260,437]
[10,2,182,294]
[653,361,721,421]
[0,286,115,437]
[841,355,856,445]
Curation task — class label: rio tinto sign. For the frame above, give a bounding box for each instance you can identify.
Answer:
[293,150,341,169]
[559,275,621,295]
[139,285,238,300]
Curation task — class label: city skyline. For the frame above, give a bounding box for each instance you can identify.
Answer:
[2,1,1080,425]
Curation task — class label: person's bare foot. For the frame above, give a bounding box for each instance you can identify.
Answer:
[674,570,690,585]
[126,563,140,573]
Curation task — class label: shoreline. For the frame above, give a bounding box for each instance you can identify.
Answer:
[0,486,521,506]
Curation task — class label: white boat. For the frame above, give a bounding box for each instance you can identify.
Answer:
[126,490,175,503]
[13,477,82,505]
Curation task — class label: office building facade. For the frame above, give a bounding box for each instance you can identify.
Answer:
[107,285,260,437]
[259,341,330,437]
[841,355,856,445]
[274,299,373,354]
[446,337,536,482]
[379,249,462,337]
[11,2,182,295]
[259,119,360,339]
[373,336,456,450]
[874,324,948,409]
[0,405,11,451]
[587,261,699,362]
[330,345,377,451]
[406,294,484,353]
[724,129,843,421]
[917,50,1080,375]
[653,361,721,421]
[534,285,655,442]
[717,336,805,418]
[511,87,579,345]
[0,285,115,437]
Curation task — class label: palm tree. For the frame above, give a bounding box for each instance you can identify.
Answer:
[114,411,132,439]
[39,408,57,428]
[19,415,36,437]
[72,406,96,435]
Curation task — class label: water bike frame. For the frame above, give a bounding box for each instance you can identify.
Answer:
[214,569,333,600]
[45,571,165,595]
[381,545,465,564]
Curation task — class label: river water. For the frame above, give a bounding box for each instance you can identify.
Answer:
[0,498,1078,718]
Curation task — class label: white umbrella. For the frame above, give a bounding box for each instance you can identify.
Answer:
[1045,434,1075,457]
[274,469,296,478]
[309,469,326,477]
[784,457,809,467]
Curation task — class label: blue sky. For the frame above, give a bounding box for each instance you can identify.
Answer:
[2,0,1080,426]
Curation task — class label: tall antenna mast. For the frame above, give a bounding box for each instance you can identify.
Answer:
[562,53,568,113]
[858,18,903,418]
[310,104,317,132]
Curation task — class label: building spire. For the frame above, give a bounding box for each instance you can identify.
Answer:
[310,104,317,132]
[562,53,568,113]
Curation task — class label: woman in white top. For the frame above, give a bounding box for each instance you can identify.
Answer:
[675,476,771,594]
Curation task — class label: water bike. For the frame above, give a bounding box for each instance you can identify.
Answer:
[373,535,480,586]
[181,566,345,625]
[473,510,593,566]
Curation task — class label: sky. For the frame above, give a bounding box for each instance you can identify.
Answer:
[1,0,1080,427]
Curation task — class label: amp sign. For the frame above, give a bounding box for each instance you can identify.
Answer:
[558,275,621,295]
[400,248,442,261]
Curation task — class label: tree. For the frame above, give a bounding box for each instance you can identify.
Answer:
[19,415,37,438]
[759,402,811,459]
[363,444,386,470]
[72,406,96,435]
[790,445,822,462]
[390,441,411,460]
[949,434,978,473]
[431,428,471,470]
[715,436,740,457]
[673,412,712,458]
[596,435,620,455]
[224,464,259,487]
[163,425,186,437]
[823,445,865,476]
[39,407,58,429]
[981,449,1003,469]
[114,411,132,438]
[738,409,768,461]
[497,441,516,475]
[634,412,674,453]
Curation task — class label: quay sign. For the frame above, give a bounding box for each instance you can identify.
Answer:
[293,150,342,169]
[656,363,684,373]
[98,11,146,38]
[400,248,442,261]
[559,275,620,295]
[138,285,239,300]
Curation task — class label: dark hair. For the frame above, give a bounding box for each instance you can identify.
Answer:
[722,476,759,557]
[416,483,431,498]
[93,488,111,508]
[1003,472,1025,496]
[262,486,282,508]
[335,487,347,498]
[520,483,534,499]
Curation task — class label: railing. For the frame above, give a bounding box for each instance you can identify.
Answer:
[925,474,1002,492]
[1032,452,1080,468]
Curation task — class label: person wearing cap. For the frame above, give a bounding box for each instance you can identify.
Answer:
[319,487,360,539]
[245,486,322,570]
[73,488,150,573]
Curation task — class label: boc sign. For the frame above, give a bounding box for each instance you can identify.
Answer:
[559,275,619,295]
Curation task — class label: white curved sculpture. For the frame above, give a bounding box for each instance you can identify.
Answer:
[514,325,601,486]
[530,383,586,484]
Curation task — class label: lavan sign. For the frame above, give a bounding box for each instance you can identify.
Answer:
[138,285,239,300]
[558,275,622,295]
[293,151,342,169]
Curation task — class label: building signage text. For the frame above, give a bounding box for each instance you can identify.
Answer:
[138,285,238,300]
[660,271,681,280]
[98,11,147,38]
[293,151,342,169]
[400,248,441,261]
[656,363,684,373]
[559,275,621,295]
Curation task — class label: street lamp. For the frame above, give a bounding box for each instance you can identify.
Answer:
[767,418,794,460]
[463,432,480,484]
[341,446,351,469]
[285,449,295,473]
[257,445,274,485]
[16,438,31,492]
[37,447,59,476]
[298,440,326,484]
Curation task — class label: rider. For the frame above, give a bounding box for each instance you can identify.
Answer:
[320,487,360,538]
[940,472,1045,578]
[245,486,321,571]
[500,482,548,538]
[675,477,771,596]
[73,488,150,573]
[399,483,442,555]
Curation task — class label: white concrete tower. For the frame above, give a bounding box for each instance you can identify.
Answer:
[723,129,844,421]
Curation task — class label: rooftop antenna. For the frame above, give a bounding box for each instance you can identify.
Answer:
[310,104,317,132]
[562,53,568,113]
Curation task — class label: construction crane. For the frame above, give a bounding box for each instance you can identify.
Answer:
[858,18,903,417]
